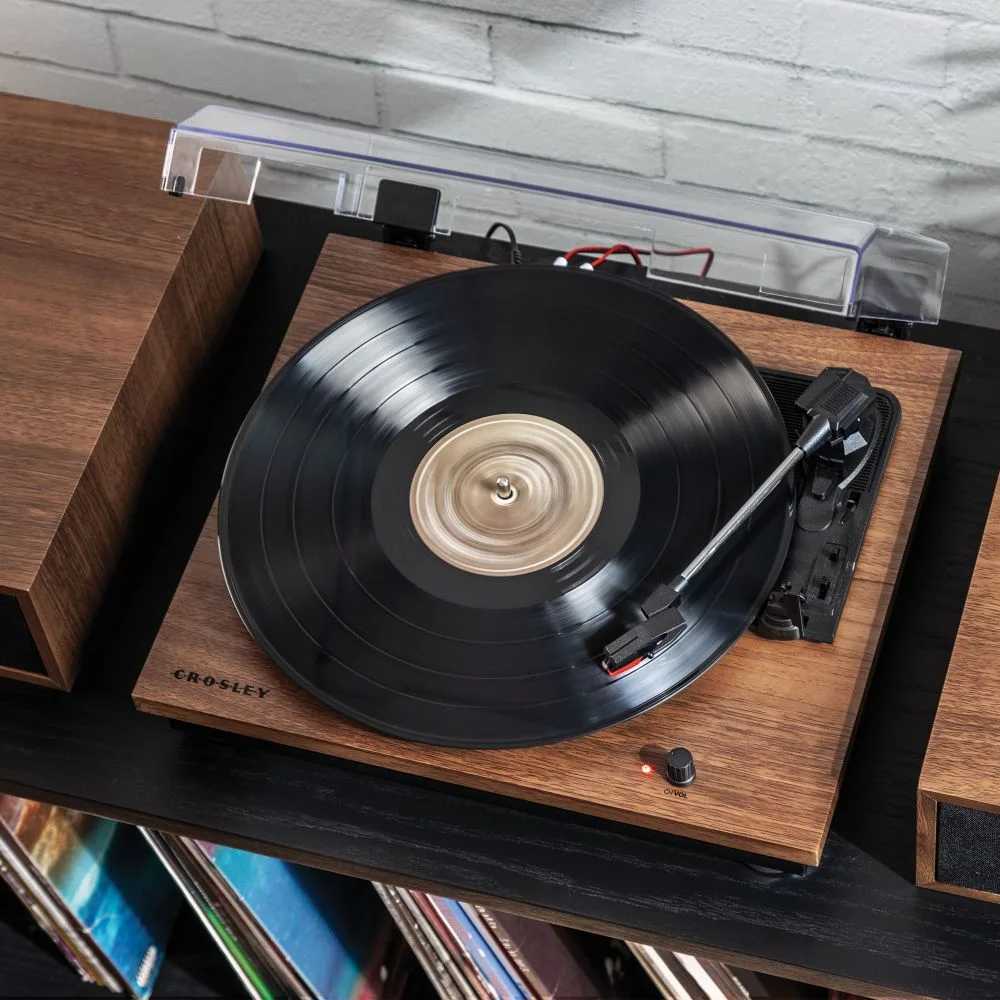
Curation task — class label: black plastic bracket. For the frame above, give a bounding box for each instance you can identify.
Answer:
[857,317,914,340]
[373,179,441,249]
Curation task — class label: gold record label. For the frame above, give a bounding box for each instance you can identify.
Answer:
[409,413,604,577]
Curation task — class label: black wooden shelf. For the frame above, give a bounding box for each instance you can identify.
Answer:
[1,200,999,1000]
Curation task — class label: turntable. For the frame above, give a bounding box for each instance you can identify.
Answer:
[135,109,958,869]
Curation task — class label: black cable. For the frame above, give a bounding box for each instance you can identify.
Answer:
[485,221,522,264]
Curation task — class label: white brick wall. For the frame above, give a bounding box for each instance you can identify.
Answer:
[216,0,491,81]
[3,0,115,72]
[2,0,998,326]
[492,25,803,130]
[382,71,664,173]
[112,19,379,122]
[801,1,948,86]
[59,0,214,28]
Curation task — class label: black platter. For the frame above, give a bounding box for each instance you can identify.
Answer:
[218,266,794,747]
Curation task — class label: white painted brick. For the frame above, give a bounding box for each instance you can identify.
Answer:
[0,54,343,127]
[667,122,802,195]
[114,19,377,124]
[866,0,1000,25]
[1,0,115,73]
[666,122,902,219]
[937,102,1000,171]
[431,0,637,33]
[946,21,1000,92]
[801,75,948,155]
[802,0,949,85]
[802,71,1000,170]
[57,0,213,28]
[893,162,1000,239]
[806,142,999,240]
[493,24,802,130]
[381,72,663,175]
[0,55,217,120]
[800,142,919,220]
[640,0,800,62]
[216,0,490,81]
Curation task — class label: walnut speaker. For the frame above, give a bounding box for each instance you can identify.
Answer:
[918,474,1000,902]
[0,97,260,689]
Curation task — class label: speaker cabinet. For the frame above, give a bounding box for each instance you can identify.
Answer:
[0,96,260,689]
[918,473,1000,902]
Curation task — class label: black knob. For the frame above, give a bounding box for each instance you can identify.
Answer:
[666,747,696,786]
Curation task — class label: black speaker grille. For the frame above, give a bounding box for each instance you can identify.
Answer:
[937,801,1000,895]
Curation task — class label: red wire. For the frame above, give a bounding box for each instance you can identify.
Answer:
[660,246,715,278]
[561,243,715,277]
[563,244,612,262]
[592,243,645,268]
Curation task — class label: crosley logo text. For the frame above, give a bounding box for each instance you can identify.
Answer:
[172,669,270,699]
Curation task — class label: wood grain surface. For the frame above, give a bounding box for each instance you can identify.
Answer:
[135,234,958,866]
[918,471,1000,900]
[0,94,260,688]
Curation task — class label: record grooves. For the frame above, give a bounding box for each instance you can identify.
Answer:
[219,266,794,747]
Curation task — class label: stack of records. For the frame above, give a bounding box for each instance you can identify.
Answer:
[143,831,416,1000]
[0,799,833,999]
[627,944,751,1000]
[628,944,828,1000]
[0,796,179,997]
[375,886,655,999]
[375,886,820,1000]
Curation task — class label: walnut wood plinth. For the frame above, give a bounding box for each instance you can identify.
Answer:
[135,235,957,866]
[0,95,260,689]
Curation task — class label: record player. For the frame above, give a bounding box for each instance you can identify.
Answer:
[135,109,958,870]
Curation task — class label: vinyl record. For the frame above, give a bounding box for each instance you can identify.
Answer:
[218,266,794,747]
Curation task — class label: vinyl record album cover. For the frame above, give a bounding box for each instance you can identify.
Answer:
[474,906,607,999]
[374,883,465,1000]
[187,838,408,999]
[419,893,529,999]
[0,796,179,997]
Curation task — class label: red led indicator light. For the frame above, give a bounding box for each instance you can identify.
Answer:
[640,763,652,775]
